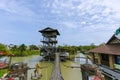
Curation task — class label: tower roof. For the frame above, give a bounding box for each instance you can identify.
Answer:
[38,27,60,35]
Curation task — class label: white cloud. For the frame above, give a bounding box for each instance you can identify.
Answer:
[49,0,120,29]
[91,15,99,20]
[0,0,35,16]
[102,0,120,13]
[62,22,78,28]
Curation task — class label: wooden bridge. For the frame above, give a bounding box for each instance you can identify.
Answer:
[50,53,64,80]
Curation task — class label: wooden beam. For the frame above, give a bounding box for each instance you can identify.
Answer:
[97,53,101,65]
[109,55,114,69]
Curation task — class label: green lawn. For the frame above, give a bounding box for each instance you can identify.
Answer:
[0,69,7,78]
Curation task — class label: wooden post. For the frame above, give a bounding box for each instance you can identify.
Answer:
[109,55,114,69]
[92,53,95,63]
[97,53,101,65]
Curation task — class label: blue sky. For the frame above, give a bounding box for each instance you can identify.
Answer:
[0,0,120,46]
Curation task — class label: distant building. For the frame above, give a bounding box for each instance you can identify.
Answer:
[89,34,120,69]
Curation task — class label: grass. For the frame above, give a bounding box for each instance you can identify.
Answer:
[0,69,7,78]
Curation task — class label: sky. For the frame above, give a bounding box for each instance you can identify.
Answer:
[0,0,120,46]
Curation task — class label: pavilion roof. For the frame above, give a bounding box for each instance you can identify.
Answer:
[38,27,60,35]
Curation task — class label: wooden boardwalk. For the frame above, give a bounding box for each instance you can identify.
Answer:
[50,53,64,80]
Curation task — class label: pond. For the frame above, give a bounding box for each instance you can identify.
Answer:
[10,54,84,80]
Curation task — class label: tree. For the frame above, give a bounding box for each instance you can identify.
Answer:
[0,43,7,52]
[11,45,18,51]
[99,42,105,46]
[89,43,96,49]
[18,44,27,56]
[29,45,39,51]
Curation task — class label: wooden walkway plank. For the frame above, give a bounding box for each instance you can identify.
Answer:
[51,53,64,80]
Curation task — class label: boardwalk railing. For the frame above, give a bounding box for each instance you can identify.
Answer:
[50,53,64,80]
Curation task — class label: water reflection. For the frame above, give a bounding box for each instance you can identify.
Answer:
[74,53,93,64]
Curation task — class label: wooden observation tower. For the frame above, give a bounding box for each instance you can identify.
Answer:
[39,27,60,60]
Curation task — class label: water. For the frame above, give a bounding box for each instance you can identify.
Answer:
[74,53,93,65]
[61,61,82,80]
[11,55,43,80]
[11,54,82,80]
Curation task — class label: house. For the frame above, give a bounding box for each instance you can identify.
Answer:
[89,34,120,70]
